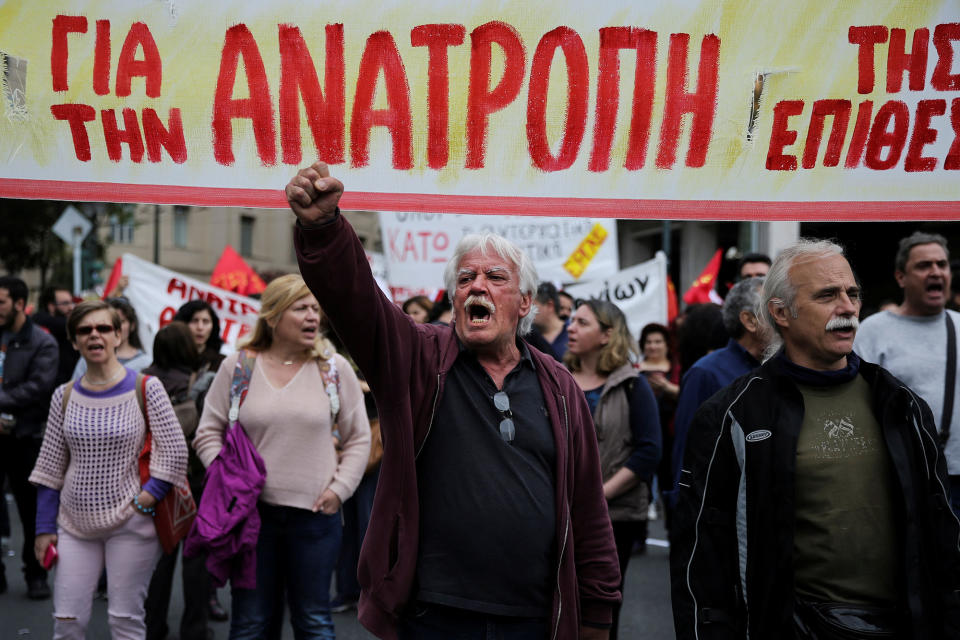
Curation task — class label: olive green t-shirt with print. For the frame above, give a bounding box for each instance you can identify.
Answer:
[793,375,901,605]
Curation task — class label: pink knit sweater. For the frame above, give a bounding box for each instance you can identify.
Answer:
[30,373,188,538]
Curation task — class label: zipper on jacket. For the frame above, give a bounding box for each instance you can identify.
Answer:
[415,373,442,460]
[552,394,571,640]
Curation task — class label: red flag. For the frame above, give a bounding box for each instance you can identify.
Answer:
[102,257,124,299]
[666,276,679,323]
[210,245,266,296]
[683,249,724,305]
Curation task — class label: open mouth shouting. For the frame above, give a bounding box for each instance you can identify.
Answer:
[925,280,946,300]
[465,295,496,327]
[86,342,106,354]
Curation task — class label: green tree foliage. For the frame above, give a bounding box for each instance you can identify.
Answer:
[0,199,65,275]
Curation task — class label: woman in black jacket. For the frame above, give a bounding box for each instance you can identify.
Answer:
[142,321,216,640]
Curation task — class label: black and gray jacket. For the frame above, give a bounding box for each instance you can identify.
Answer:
[670,355,960,639]
[0,317,59,438]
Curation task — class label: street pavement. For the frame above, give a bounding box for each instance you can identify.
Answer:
[0,492,676,639]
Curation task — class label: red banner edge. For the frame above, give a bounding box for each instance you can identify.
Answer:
[0,178,956,221]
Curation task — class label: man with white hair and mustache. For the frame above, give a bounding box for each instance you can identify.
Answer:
[671,239,960,639]
[854,232,960,519]
[286,162,620,640]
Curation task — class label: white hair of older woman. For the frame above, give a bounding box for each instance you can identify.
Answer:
[758,238,846,361]
[443,233,539,336]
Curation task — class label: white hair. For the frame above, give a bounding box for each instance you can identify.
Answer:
[759,238,846,360]
[443,233,539,336]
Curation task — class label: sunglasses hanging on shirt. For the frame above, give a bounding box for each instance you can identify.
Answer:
[493,391,515,443]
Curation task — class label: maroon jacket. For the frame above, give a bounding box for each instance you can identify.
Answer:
[295,214,620,640]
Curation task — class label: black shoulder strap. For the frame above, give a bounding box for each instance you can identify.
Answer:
[941,312,956,445]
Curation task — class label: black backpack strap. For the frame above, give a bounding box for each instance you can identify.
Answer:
[942,312,956,446]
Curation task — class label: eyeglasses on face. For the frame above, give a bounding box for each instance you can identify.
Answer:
[75,324,116,337]
[493,391,515,443]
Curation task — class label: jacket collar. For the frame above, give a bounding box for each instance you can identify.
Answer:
[2,315,35,345]
[602,362,638,394]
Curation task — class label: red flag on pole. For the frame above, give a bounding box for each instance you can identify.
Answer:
[683,249,724,305]
[102,257,123,299]
[666,276,679,323]
[210,245,266,296]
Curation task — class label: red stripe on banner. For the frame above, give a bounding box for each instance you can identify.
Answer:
[0,177,957,221]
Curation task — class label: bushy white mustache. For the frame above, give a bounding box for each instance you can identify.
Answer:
[465,295,496,314]
[825,316,859,331]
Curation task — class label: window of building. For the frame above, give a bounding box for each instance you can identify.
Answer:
[108,214,135,244]
[240,215,255,257]
[173,206,189,248]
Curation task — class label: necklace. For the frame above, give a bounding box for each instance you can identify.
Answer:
[84,367,126,386]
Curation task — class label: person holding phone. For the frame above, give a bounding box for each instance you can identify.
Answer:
[29,299,188,639]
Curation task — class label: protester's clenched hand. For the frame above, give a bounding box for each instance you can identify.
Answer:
[285,161,344,225]
[313,488,342,515]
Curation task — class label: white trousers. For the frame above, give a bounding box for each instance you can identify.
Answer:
[52,513,161,640]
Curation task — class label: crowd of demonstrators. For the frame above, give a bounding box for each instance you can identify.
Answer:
[855,231,960,518]
[143,321,218,640]
[287,161,620,639]
[669,278,769,513]
[400,295,433,324]
[193,274,371,640]
[637,323,680,529]
[565,298,661,640]
[5,180,960,640]
[0,276,58,599]
[672,239,960,639]
[72,296,151,378]
[31,299,189,638]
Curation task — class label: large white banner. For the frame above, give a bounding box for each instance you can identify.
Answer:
[564,252,668,342]
[379,212,618,302]
[121,253,260,357]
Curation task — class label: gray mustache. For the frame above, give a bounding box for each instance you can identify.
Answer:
[465,295,496,314]
[825,316,859,331]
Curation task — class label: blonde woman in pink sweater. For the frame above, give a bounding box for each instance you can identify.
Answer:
[193,274,370,640]
[30,299,188,639]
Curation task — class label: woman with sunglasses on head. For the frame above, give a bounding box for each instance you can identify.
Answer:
[192,274,370,640]
[565,299,661,640]
[30,300,189,639]
[72,297,151,379]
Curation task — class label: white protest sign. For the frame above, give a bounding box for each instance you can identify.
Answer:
[379,213,618,303]
[564,252,668,342]
[121,253,260,357]
[365,250,392,299]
